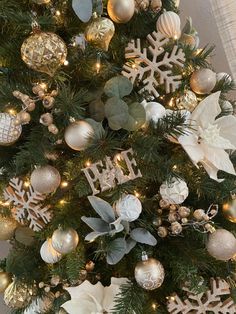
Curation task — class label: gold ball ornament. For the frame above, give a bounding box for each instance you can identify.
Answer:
[135,252,165,290]
[156,11,181,40]
[206,229,236,261]
[21,31,67,76]
[0,113,22,146]
[85,17,115,51]
[0,215,18,240]
[4,280,37,309]
[223,199,236,223]
[0,272,12,293]
[64,120,94,151]
[175,90,198,112]
[30,165,61,194]
[52,227,79,254]
[107,0,135,24]
[40,239,62,264]
[190,68,216,95]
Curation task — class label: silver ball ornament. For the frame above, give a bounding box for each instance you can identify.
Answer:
[206,229,236,261]
[135,253,165,290]
[51,227,79,254]
[0,113,22,146]
[30,165,61,194]
[64,120,94,151]
[190,68,216,94]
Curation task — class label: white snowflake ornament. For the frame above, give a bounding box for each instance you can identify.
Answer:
[4,177,52,231]
[160,178,189,204]
[122,31,185,98]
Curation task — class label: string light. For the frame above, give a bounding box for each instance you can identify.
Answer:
[55,10,61,16]
[24,180,30,188]
[61,181,68,188]
[8,108,17,115]
[86,161,91,167]
[134,191,141,198]
[114,154,122,163]
[172,165,178,170]
[168,97,175,108]
[95,53,101,74]
[59,199,66,205]
[152,303,157,310]
[64,60,69,66]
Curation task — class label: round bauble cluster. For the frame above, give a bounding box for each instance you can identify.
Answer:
[30,165,61,194]
[190,68,216,95]
[159,178,189,205]
[115,194,142,222]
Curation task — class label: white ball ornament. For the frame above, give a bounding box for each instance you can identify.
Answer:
[142,101,166,124]
[160,178,189,204]
[156,11,181,40]
[115,194,142,222]
[52,227,79,254]
[190,68,216,94]
[64,120,94,151]
[30,165,61,194]
[107,0,135,24]
[206,229,236,261]
[40,239,62,264]
[0,113,22,146]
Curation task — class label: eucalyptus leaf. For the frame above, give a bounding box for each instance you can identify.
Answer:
[15,227,35,246]
[72,0,93,23]
[106,238,127,265]
[81,216,110,233]
[86,118,105,139]
[182,17,192,34]
[125,237,137,254]
[104,76,133,98]
[130,228,157,246]
[105,97,129,130]
[85,231,108,242]
[123,102,146,131]
[88,196,115,223]
[89,99,105,122]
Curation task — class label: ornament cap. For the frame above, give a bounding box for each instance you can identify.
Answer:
[141,251,149,261]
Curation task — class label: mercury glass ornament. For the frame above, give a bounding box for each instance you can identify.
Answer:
[30,165,61,194]
[206,229,236,261]
[190,68,216,95]
[107,0,135,24]
[0,113,22,146]
[175,90,198,112]
[0,215,18,240]
[52,227,79,254]
[21,31,67,76]
[135,252,165,290]
[0,272,12,293]
[223,199,236,223]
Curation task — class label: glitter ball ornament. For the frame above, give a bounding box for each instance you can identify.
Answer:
[40,239,62,264]
[175,90,198,112]
[85,17,115,51]
[4,280,37,309]
[135,252,165,290]
[0,272,12,293]
[30,165,61,194]
[51,227,79,254]
[190,68,216,95]
[64,120,94,151]
[107,0,135,24]
[21,31,67,76]
[223,199,236,223]
[206,229,236,261]
[115,194,142,222]
[160,178,189,205]
[0,215,18,240]
[0,113,22,146]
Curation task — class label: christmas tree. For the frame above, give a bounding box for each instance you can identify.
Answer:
[0,0,236,313]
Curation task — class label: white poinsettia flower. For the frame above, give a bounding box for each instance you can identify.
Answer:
[178,91,236,181]
[62,278,129,314]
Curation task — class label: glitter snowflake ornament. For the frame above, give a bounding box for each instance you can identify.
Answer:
[4,177,52,231]
[167,278,236,314]
[122,31,185,98]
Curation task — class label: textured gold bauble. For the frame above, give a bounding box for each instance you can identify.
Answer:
[64,120,94,151]
[0,215,18,240]
[107,0,135,24]
[52,227,79,254]
[175,90,198,112]
[0,113,22,146]
[30,165,61,194]
[223,200,236,223]
[4,280,37,309]
[0,272,12,293]
[21,31,67,76]
[85,17,115,51]
[135,253,165,290]
[190,68,216,95]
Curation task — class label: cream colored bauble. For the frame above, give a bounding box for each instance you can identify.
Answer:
[40,239,62,264]
[30,165,61,194]
[135,253,165,290]
[51,227,79,254]
[0,113,22,146]
[64,120,94,151]
[156,11,181,39]
[115,194,142,222]
[190,68,216,94]
[206,229,236,261]
[142,101,166,124]
[160,178,189,204]
[107,0,135,24]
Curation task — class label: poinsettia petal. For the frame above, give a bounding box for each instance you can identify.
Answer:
[201,159,224,182]
[191,92,221,129]
[62,298,99,314]
[178,133,204,164]
[215,115,236,148]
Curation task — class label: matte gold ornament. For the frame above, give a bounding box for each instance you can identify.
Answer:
[175,90,198,112]
[206,229,236,261]
[223,199,236,223]
[85,17,115,51]
[156,11,181,39]
[135,252,165,290]
[4,280,37,309]
[51,227,79,254]
[30,165,61,194]
[190,68,216,95]
[0,272,12,293]
[64,120,94,151]
[107,0,135,24]
[40,238,62,264]
[0,215,18,240]
[21,31,67,76]
[0,113,22,146]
